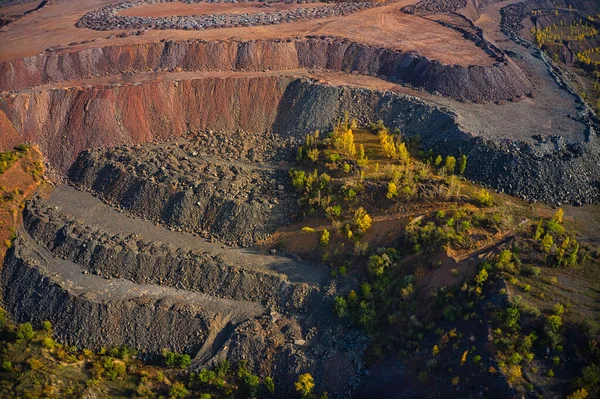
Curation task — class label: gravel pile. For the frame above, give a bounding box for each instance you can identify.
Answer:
[77,0,380,31]
[401,0,466,16]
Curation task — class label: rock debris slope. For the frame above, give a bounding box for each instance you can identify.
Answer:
[1,134,366,396]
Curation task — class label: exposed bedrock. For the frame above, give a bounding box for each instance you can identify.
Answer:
[22,196,317,313]
[2,75,598,204]
[1,238,230,355]
[1,232,365,396]
[0,37,531,102]
[1,75,291,172]
[67,133,298,246]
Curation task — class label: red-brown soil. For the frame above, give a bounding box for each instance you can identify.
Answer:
[0,146,43,263]
[0,0,495,66]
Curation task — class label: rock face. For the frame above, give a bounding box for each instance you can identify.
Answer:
[22,198,315,312]
[0,37,531,102]
[2,179,365,397]
[2,239,219,355]
[2,75,598,204]
[401,0,467,16]
[68,134,297,246]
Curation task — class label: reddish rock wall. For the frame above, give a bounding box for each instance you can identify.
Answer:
[0,37,532,102]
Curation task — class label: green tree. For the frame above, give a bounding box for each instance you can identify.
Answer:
[169,382,189,399]
[553,303,565,315]
[577,364,600,392]
[476,189,493,207]
[368,254,391,276]
[357,144,366,162]
[546,315,562,333]
[444,156,456,174]
[533,219,544,241]
[541,233,554,253]
[319,229,330,247]
[434,155,442,167]
[568,243,579,267]
[16,322,34,341]
[42,320,52,333]
[474,268,488,285]
[334,296,348,318]
[264,376,275,394]
[458,154,467,175]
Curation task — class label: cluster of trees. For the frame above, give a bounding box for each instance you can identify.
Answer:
[532,208,580,267]
[0,308,330,399]
[0,144,29,175]
[386,165,419,200]
[334,247,410,334]
[377,127,410,164]
[405,207,500,253]
[576,46,600,66]
[531,20,599,47]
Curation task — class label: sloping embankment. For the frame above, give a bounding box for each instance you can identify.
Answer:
[2,186,366,395]
[1,75,598,204]
[67,142,295,247]
[0,37,531,102]
[1,234,265,354]
[22,192,318,313]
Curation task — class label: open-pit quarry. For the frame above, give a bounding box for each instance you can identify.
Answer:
[1,0,599,397]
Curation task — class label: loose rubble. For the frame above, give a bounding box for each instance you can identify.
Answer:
[77,0,381,31]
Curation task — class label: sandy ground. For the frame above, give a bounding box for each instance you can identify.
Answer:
[0,1,40,15]
[0,0,496,66]
[119,2,333,17]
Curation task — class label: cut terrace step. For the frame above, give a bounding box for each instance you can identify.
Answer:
[44,185,328,286]
[1,229,265,354]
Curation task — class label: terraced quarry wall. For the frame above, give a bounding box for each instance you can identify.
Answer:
[2,73,599,204]
[2,239,219,355]
[0,37,531,102]
[0,162,364,395]
[22,192,317,313]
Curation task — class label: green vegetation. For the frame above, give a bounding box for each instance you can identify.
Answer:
[0,145,29,175]
[529,13,600,114]
[0,310,328,398]
[285,117,600,397]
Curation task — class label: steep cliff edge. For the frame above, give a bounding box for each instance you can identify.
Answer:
[2,75,597,204]
[1,235,259,355]
[0,37,531,102]
[2,192,366,395]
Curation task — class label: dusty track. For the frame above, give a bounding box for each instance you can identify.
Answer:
[45,184,328,285]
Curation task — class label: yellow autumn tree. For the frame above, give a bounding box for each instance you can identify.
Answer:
[333,122,356,157]
[386,182,398,199]
[567,388,589,399]
[553,208,564,224]
[354,207,372,235]
[295,373,315,397]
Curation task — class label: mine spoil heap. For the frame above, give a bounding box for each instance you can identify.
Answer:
[1,0,600,396]
[1,133,366,397]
